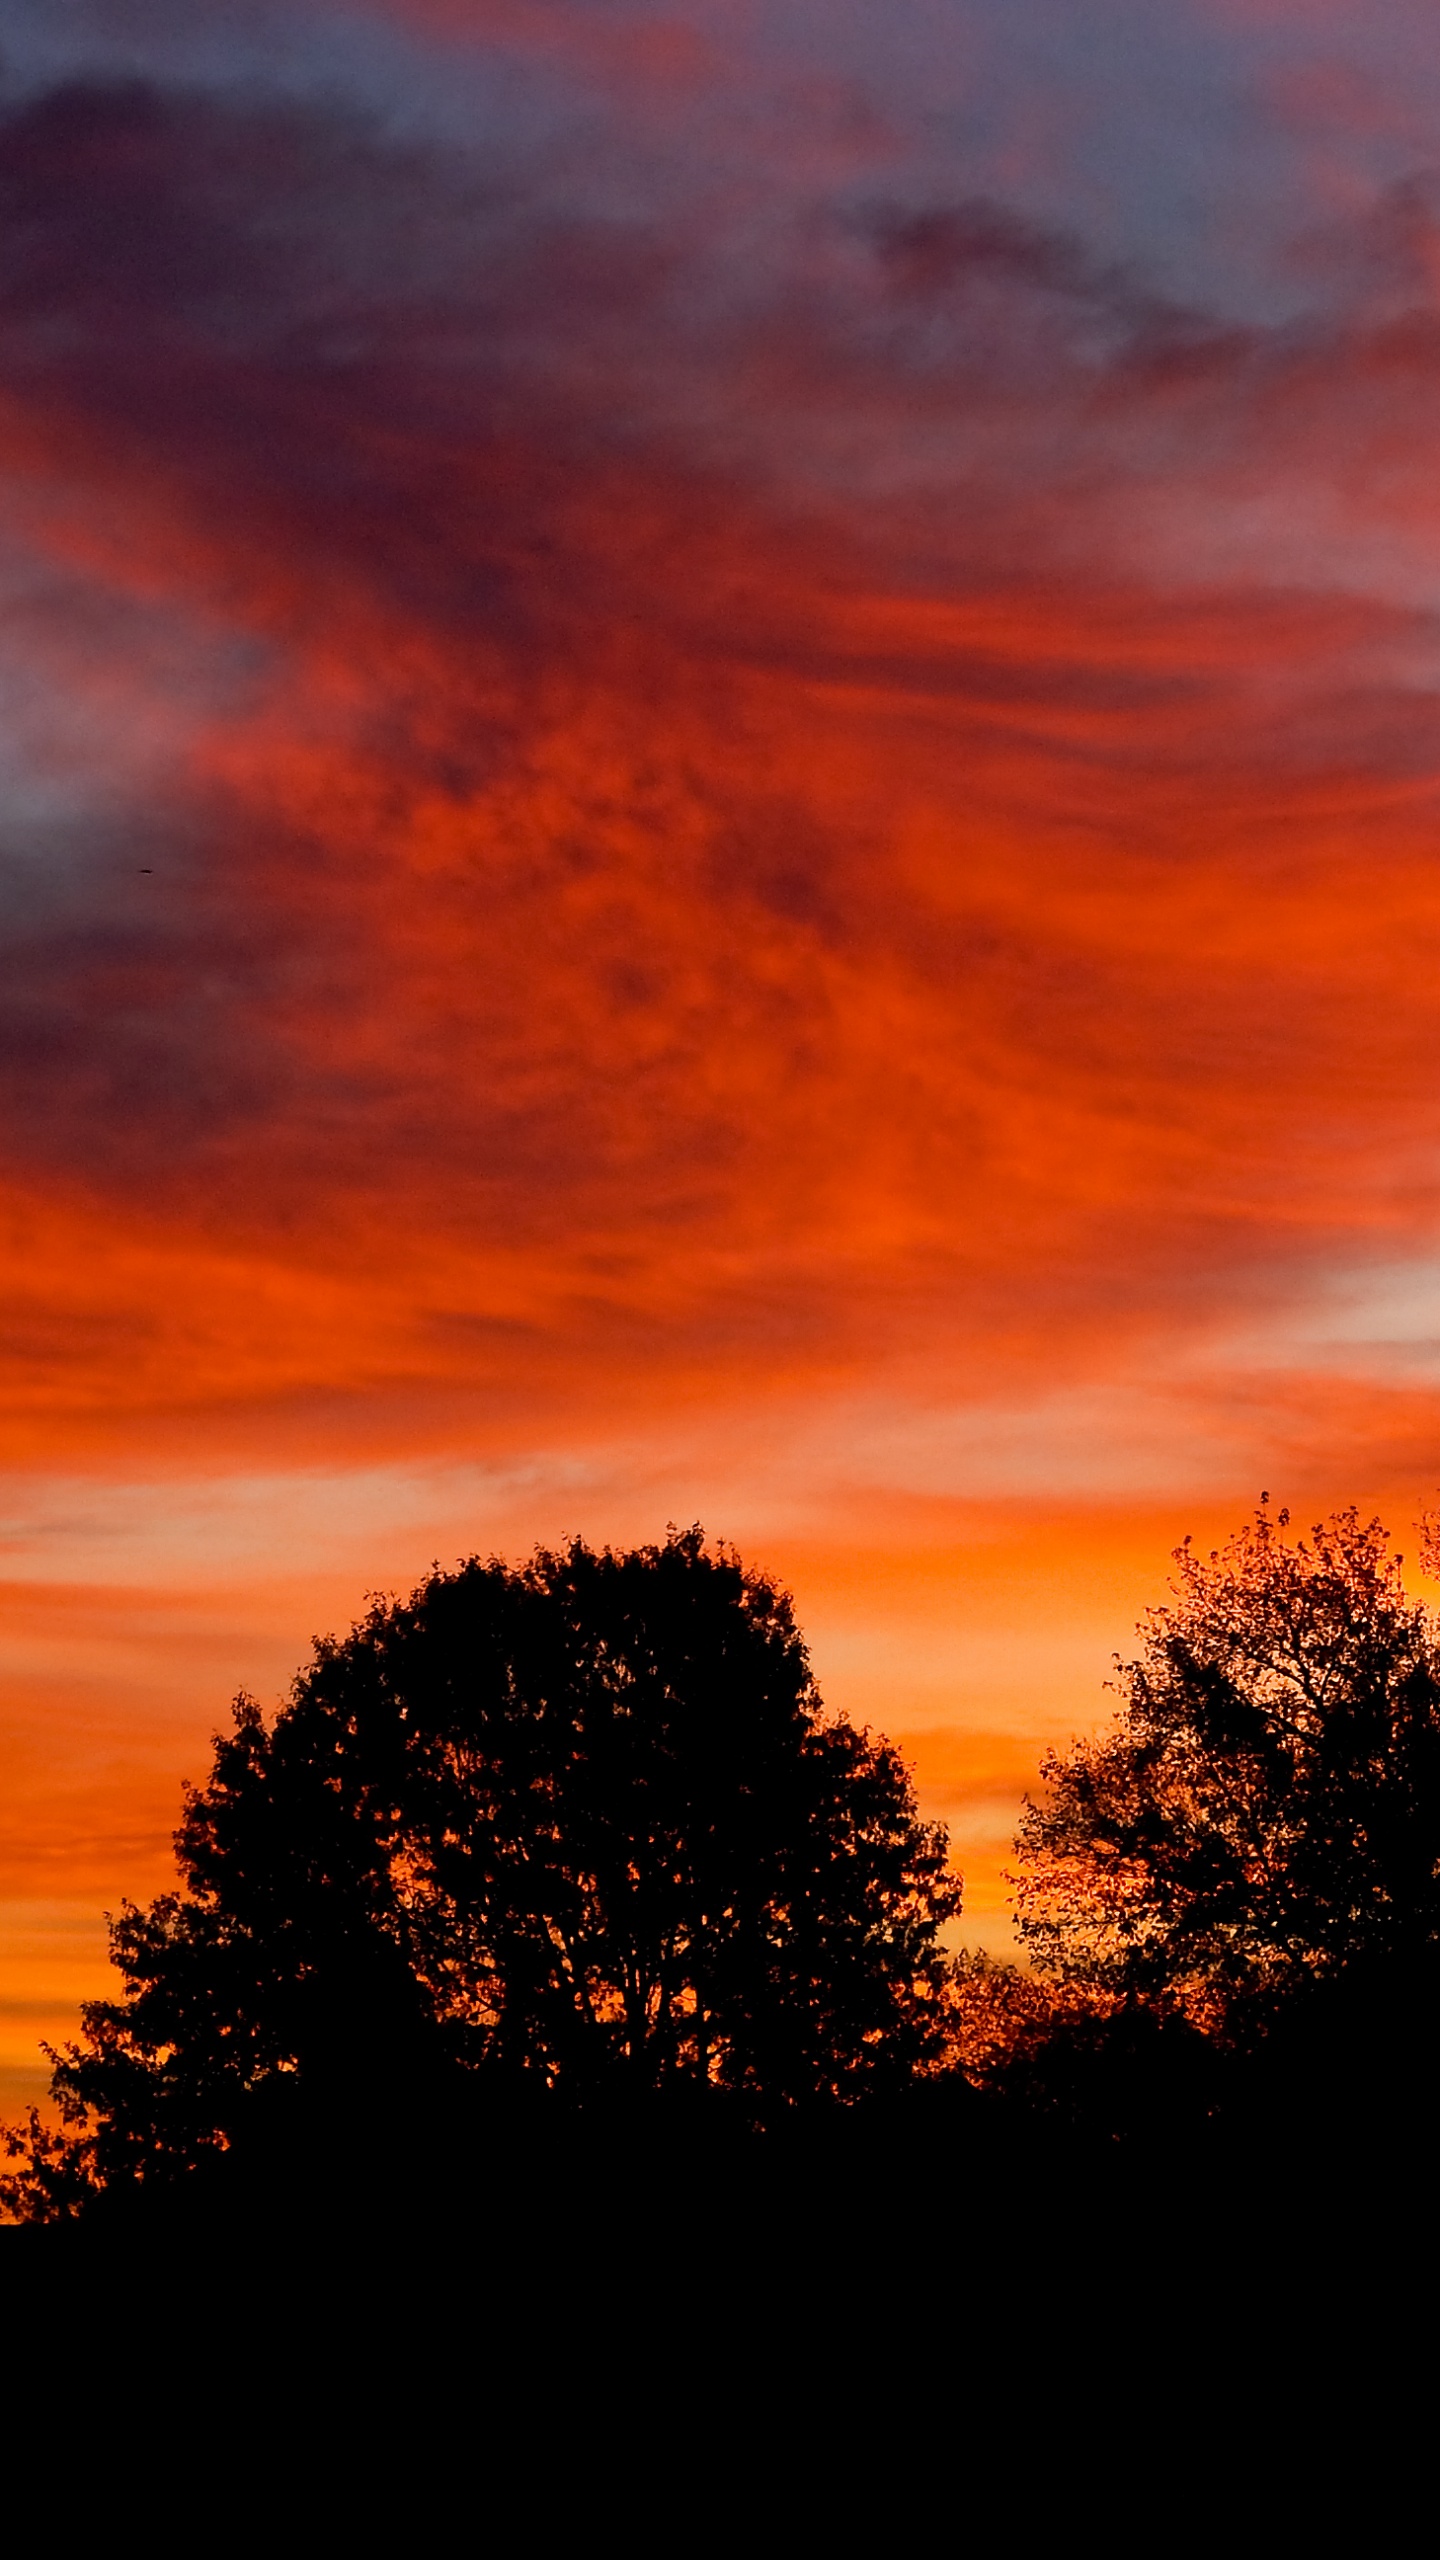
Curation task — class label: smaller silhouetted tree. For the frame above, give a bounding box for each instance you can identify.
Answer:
[4,1529,960,2215]
[1013,1503,1440,2036]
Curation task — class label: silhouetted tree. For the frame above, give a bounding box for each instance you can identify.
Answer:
[5,1529,959,2213]
[1013,1502,1440,2036]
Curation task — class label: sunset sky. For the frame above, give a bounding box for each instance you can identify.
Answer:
[6,0,1440,2110]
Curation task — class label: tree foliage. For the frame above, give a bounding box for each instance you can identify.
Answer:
[7,1529,960,2210]
[1013,1503,1440,2030]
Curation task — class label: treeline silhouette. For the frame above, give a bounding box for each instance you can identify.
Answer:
[5,1506,1440,2236]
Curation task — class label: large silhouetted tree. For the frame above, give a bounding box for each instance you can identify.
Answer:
[6,1530,960,2212]
[1013,1503,1440,2033]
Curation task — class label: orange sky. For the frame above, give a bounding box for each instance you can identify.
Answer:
[6,0,1440,2110]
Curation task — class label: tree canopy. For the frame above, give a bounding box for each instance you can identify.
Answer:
[1012,1503,1440,2031]
[18,1496,1440,2219]
[14,1529,960,2208]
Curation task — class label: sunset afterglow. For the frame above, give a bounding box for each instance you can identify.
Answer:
[6,0,1440,2111]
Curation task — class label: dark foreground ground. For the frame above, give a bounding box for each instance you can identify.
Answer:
[3,2079,1434,2532]
[5,2067,1435,2312]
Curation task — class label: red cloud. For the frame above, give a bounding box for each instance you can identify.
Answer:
[6,25,1440,2085]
